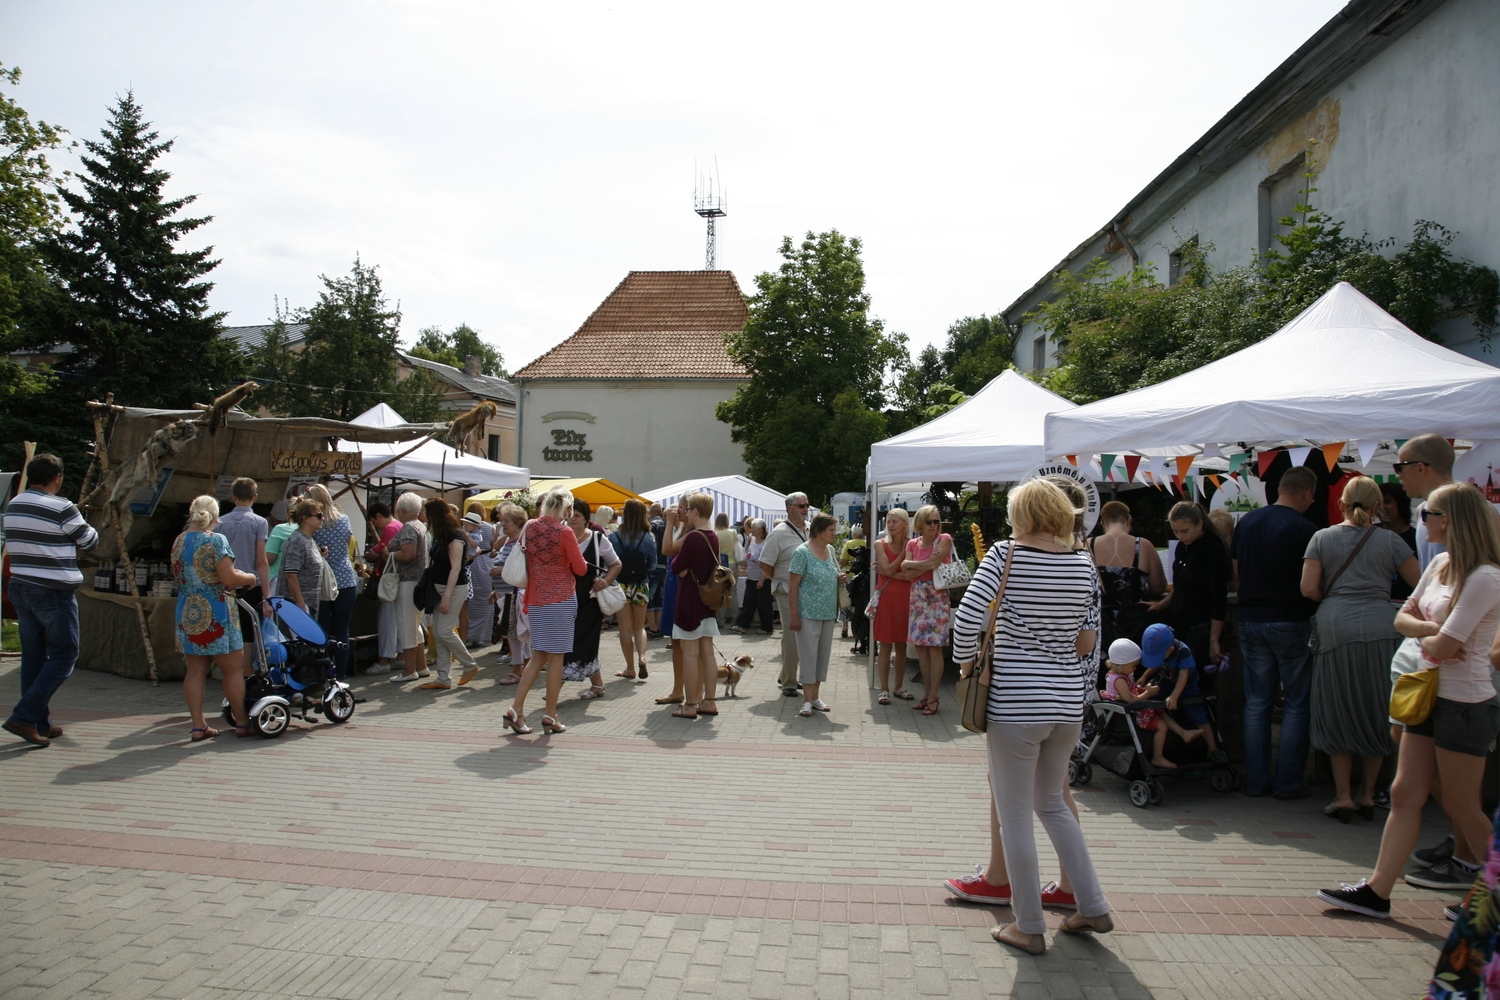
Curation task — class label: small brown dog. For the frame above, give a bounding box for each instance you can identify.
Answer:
[717,654,754,698]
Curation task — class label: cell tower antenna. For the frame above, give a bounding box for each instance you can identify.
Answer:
[693,159,726,270]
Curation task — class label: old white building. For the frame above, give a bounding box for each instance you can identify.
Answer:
[512,270,749,492]
[1006,0,1500,366]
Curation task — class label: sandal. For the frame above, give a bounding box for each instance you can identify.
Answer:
[913,697,929,711]
[502,708,533,735]
[615,670,637,679]
[893,688,915,700]
[190,727,218,742]
[878,691,892,705]
[991,923,1045,955]
[922,698,940,716]
[232,726,253,738]
[655,695,684,705]
[638,662,648,679]
[672,705,699,719]
[499,673,521,685]
[580,686,606,700]
[1060,912,1114,935]
[697,704,719,716]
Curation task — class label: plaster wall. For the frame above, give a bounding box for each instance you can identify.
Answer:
[518,379,748,492]
[1011,0,1500,369]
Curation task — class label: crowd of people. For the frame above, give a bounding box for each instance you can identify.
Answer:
[8,433,1500,982]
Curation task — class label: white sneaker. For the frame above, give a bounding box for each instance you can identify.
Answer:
[798,702,813,717]
[366,662,390,675]
[811,699,830,712]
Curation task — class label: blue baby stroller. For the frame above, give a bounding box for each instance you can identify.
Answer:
[221,596,355,738]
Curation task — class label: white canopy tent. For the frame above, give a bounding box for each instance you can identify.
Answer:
[1044,282,1500,458]
[340,403,530,489]
[869,370,1079,484]
[641,474,788,527]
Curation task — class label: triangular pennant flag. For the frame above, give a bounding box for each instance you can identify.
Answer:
[1257,450,1280,478]
[1201,443,1223,459]
[1321,442,1346,472]
[1065,455,1078,468]
[1208,474,1222,488]
[1395,438,1409,449]
[1175,455,1195,480]
[1288,446,1312,469]
[1100,454,1116,481]
[1355,440,1380,468]
[1123,455,1142,482]
[1227,452,1247,476]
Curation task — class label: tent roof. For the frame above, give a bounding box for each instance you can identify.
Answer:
[1043,282,1500,456]
[641,475,788,524]
[338,435,529,489]
[868,369,1078,483]
[529,477,647,507]
[350,402,409,428]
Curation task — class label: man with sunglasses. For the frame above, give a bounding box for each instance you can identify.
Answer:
[759,492,811,696]
[1394,434,1455,571]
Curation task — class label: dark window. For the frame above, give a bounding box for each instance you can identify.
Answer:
[1032,335,1047,371]
[487,434,500,463]
[1258,152,1306,258]
[1168,236,1199,286]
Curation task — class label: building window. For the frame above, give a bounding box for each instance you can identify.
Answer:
[1032,335,1047,371]
[1258,151,1306,258]
[1168,236,1199,287]
[487,434,499,463]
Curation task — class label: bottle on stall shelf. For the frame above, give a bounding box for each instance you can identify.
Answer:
[94,563,112,592]
[135,560,149,590]
[116,559,130,593]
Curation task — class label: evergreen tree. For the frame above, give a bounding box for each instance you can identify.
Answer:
[408,322,507,378]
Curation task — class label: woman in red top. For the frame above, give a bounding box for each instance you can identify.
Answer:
[873,508,914,705]
[504,489,587,735]
[672,493,721,720]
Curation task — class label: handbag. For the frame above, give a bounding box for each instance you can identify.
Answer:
[377,553,400,602]
[932,538,971,591]
[1309,526,1379,653]
[596,583,627,616]
[412,567,431,610]
[865,577,886,619]
[957,542,1015,734]
[1390,665,1439,725]
[501,525,529,589]
[318,553,339,602]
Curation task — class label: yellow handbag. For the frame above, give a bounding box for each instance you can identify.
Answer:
[1390,667,1440,726]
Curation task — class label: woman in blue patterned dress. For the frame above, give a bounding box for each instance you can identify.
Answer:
[307,484,358,680]
[173,496,258,741]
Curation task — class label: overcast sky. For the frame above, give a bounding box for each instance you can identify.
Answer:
[6,0,1347,370]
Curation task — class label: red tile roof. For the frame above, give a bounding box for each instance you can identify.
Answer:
[514,271,748,380]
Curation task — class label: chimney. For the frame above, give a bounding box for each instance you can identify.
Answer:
[464,355,482,378]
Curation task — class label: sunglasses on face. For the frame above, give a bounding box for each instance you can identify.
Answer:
[790,503,809,509]
[1392,461,1427,474]
[1421,508,1445,522]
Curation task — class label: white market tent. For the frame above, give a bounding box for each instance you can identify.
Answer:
[340,403,530,489]
[641,474,788,527]
[868,369,1079,484]
[1044,282,1500,458]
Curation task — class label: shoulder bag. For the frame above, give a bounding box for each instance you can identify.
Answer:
[589,533,628,615]
[1309,526,1378,653]
[690,530,734,609]
[501,523,529,589]
[318,551,340,602]
[957,542,1015,734]
[932,535,971,591]
[377,552,400,602]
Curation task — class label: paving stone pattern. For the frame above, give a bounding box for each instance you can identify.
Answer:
[0,630,1454,998]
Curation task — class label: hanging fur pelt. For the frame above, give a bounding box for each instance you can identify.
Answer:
[445,400,497,456]
[192,380,260,435]
[109,419,202,537]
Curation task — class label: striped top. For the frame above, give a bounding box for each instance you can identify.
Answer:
[4,489,100,590]
[953,543,1100,725]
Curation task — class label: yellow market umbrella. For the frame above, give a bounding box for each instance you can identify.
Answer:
[529,478,647,509]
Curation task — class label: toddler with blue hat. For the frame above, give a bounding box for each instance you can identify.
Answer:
[1140,623,1227,764]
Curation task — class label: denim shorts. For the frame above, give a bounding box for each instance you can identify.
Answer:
[1406,696,1500,757]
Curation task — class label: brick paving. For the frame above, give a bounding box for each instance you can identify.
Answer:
[0,629,1455,998]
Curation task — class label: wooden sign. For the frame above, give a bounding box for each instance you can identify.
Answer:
[269,449,362,476]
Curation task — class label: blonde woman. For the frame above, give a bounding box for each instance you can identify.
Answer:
[951,478,1110,952]
[173,496,257,740]
[873,508,913,704]
[902,505,953,715]
[306,484,357,679]
[1302,475,1421,822]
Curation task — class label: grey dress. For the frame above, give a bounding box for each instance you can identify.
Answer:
[1306,524,1415,757]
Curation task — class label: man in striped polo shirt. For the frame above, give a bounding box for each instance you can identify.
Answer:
[4,453,99,748]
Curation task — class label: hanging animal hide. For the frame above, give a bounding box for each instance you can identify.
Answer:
[192,380,260,434]
[108,419,202,537]
[445,400,497,456]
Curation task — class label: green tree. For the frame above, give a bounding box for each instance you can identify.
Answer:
[718,230,906,500]
[408,322,507,378]
[940,313,1014,395]
[0,64,65,416]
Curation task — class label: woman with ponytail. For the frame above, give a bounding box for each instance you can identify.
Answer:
[1301,475,1421,822]
[173,495,258,741]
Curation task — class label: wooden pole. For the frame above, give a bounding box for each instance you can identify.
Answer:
[329,433,440,501]
[87,398,160,686]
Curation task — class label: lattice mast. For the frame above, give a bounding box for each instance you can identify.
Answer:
[694,162,726,270]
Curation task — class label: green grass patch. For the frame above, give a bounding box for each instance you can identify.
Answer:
[2,619,18,653]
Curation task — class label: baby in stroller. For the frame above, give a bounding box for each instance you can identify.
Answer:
[1138,624,1227,764]
[1102,638,1202,770]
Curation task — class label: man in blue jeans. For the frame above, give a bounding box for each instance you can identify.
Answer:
[1231,465,1318,798]
[3,453,99,748]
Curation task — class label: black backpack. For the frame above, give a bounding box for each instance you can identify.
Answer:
[614,531,651,585]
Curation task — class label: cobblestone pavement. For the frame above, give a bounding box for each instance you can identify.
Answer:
[0,628,1455,999]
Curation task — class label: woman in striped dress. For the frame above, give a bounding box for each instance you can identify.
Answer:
[950,478,1112,954]
[503,490,586,735]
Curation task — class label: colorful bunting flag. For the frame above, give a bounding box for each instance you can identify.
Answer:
[1321,442,1346,472]
[1065,455,1078,468]
[1355,440,1380,468]
[1257,450,1280,478]
[1208,474,1222,488]
[1100,454,1116,481]
[1175,455,1195,480]
[1123,455,1141,482]
[1228,452,1247,476]
[1288,446,1312,469]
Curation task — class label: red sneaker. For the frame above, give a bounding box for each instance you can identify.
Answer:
[944,866,1011,905]
[1040,880,1076,909]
